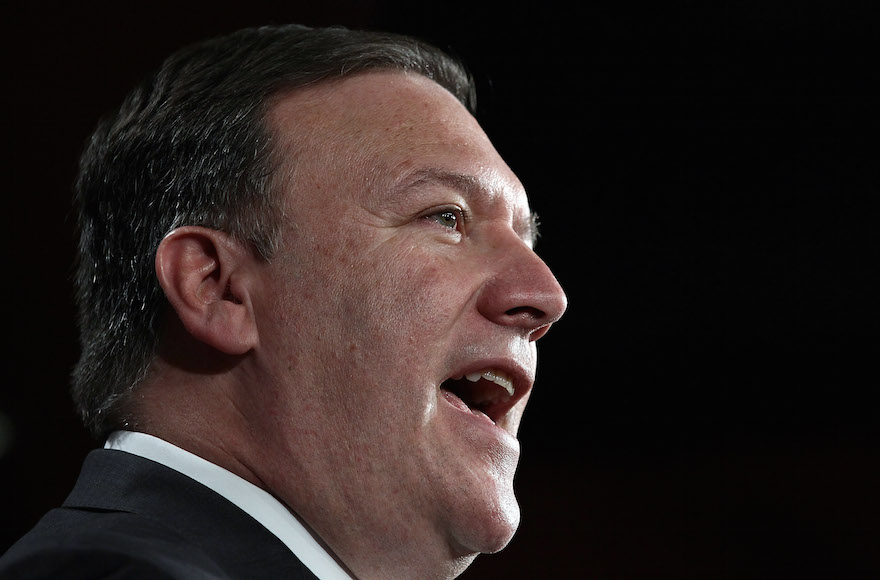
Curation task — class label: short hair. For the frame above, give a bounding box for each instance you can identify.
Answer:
[72,24,477,438]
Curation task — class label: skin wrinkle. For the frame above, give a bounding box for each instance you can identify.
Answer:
[385,168,541,248]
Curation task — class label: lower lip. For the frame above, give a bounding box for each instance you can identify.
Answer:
[440,389,520,449]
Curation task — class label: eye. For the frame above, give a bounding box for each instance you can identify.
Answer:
[432,210,459,229]
[424,207,466,232]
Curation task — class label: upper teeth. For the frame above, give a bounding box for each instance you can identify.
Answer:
[464,369,514,397]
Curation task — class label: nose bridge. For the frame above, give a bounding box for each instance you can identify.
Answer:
[478,229,568,337]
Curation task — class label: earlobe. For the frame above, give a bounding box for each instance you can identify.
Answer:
[155,227,259,355]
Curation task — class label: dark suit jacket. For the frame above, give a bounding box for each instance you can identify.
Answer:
[0,449,320,579]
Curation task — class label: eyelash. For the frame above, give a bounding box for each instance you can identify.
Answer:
[424,206,468,232]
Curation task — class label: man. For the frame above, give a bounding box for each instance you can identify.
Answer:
[1,24,566,579]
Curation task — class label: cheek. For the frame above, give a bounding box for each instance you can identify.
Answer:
[346,246,468,341]
[270,227,475,410]
[331,251,466,419]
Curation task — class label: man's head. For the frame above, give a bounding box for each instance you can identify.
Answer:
[72,24,476,437]
[73,24,566,578]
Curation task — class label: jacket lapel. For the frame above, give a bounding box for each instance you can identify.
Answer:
[65,449,319,579]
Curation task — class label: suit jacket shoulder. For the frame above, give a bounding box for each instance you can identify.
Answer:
[0,449,318,580]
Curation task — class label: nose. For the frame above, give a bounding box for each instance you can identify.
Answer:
[476,237,568,341]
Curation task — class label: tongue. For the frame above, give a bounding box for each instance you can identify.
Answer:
[442,389,495,424]
[442,388,472,413]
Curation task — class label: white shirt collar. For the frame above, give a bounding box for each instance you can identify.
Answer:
[104,430,354,580]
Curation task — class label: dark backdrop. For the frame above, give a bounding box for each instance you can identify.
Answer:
[3,2,877,578]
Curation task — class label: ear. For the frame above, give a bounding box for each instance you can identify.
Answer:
[155,226,260,355]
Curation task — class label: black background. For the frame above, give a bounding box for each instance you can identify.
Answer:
[3,2,878,578]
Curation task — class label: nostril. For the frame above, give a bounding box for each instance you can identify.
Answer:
[504,306,546,320]
[503,306,556,340]
[501,306,562,341]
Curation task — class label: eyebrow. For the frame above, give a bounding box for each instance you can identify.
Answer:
[399,168,541,247]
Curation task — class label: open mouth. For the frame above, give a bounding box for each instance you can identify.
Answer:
[440,368,515,424]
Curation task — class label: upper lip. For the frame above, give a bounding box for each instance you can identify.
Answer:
[440,357,535,425]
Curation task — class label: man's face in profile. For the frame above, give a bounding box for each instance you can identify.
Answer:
[246,71,566,569]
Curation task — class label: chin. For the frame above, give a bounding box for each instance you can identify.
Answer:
[451,484,522,557]
[480,497,522,554]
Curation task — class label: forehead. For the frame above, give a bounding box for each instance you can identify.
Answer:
[267,71,533,235]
